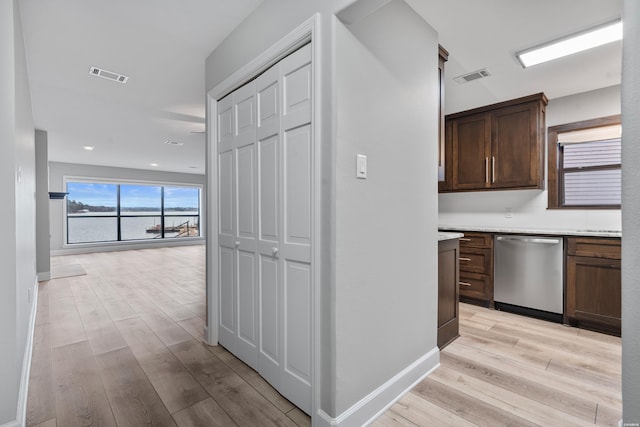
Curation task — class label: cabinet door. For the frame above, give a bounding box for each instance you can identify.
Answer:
[452,113,491,190]
[566,255,621,333]
[491,103,542,189]
[438,239,459,349]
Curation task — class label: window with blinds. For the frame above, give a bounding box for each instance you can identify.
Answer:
[558,124,621,207]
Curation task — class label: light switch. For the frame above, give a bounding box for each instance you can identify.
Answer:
[356,154,367,179]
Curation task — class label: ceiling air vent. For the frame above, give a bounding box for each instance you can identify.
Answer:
[89,66,129,84]
[454,68,491,84]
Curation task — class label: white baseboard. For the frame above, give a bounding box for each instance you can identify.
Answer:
[0,418,21,427]
[315,346,440,427]
[12,279,39,427]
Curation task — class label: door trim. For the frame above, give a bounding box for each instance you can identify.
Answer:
[205,13,320,418]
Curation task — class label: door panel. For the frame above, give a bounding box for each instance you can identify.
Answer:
[237,144,256,239]
[218,247,235,352]
[257,69,279,140]
[255,63,283,394]
[452,113,491,190]
[284,124,311,245]
[236,94,255,137]
[282,59,311,130]
[259,135,279,242]
[492,103,538,188]
[260,256,279,365]
[284,261,311,382]
[237,250,258,369]
[218,150,234,236]
[279,44,312,413]
[282,260,312,411]
[217,93,236,354]
[217,94,234,151]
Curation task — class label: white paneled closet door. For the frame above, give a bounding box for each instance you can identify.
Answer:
[217,81,260,371]
[218,43,312,414]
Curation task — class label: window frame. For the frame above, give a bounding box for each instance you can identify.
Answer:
[63,177,202,246]
[547,114,621,209]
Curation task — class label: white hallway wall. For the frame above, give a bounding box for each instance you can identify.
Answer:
[334,0,438,417]
[49,161,205,255]
[0,0,37,425]
[438,85,622,233]
[621,0,640,423]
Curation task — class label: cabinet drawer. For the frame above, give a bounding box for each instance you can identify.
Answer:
[459,232,493,248]
[567,237,621,259]
[459,272,491,300]
[459,247,492,274]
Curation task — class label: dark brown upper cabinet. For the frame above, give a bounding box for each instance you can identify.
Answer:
[440,93,547,192]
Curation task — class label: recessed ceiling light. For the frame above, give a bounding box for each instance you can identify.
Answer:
[89,66,129,84]
[164,140,184,146]
[83,145,95,151]
[150,163,159,167]
[516,19,622,68]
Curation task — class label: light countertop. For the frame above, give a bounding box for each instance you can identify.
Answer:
[438,231,465,241]
[438,225,621,238]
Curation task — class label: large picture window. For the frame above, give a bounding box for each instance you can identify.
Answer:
[548,115,621,209]
[66,180,200,244]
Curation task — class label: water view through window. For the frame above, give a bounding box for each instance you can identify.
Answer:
[66,181,200,244]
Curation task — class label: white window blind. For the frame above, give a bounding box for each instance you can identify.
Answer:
[561,137,621,206]
[557,124,621,145]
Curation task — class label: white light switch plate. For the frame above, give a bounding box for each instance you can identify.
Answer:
[356,154,367,179]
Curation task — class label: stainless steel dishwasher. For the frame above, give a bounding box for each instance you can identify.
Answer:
[494,235,563,322]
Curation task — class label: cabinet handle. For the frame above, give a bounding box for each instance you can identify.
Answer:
[485,157,489,183]
[459,282,472,287]
[235,241,240,247]
[492,156,496,183]
[459,257,471,261]
[460,238,471,241]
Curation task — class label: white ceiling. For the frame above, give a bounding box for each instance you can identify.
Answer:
[20,0,263,174]
[407,0,622,114]
[19,0,622,174]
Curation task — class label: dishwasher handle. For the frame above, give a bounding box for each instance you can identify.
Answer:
[495,236,561,245]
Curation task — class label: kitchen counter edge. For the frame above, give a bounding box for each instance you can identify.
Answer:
[438,225,621,238]
[438,231,465,241]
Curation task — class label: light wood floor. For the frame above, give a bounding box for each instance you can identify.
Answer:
[27,245,310,427]
[373,304,622,427]
[28,246,622,427]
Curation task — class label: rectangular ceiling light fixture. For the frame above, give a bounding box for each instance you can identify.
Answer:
[516,19,622,68]
[89,66,129,83]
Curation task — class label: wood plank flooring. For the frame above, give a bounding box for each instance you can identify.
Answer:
[28,246,622,426]
[373,303,622,427]
[26,245,309,427]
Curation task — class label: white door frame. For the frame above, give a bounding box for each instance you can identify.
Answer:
[205,12,321,417]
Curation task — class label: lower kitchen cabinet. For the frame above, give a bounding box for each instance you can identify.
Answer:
[566,237,621,336]
[438,238,459,349]
[459,232,494,307]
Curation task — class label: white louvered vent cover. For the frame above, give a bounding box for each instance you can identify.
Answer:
[454,68,491,84]
[89,66,129,84]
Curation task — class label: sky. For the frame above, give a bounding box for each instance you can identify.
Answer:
[67,182,199,209]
